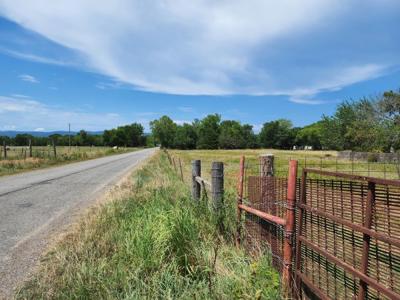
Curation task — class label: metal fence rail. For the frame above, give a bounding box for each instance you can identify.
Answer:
[295,169,400,300]
[239,155,400,299]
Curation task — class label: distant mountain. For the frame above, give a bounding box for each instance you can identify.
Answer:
[0,131,104,137]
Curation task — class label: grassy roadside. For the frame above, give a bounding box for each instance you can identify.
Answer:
[0,147,142,177]
[16,152,281,299]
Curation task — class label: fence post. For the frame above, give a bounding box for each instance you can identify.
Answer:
[211,162,224,210]
[172,157,177,172]
[3,141,7,159]
[29,139,33,158]
[178,158,184,181]
[283,160,298,296]
[52,140,57,158]
[236,156,245,247]
[192,160,201,201]
[357,181,375,300]
[260,154,274,177]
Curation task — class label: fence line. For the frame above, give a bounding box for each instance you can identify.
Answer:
[165,150,400,299]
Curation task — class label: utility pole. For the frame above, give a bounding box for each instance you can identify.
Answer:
[68,123,71,152]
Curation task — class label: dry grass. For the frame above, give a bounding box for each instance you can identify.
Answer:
[169,149,400,192]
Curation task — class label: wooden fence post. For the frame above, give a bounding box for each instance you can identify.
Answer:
[172,157,177,172]
[178,158,184,181]
[211,162,224,210]
[283,160,298,296]
[3,141,7,159]
[192,160,201,201]
[260,154,274,177]
[52,140,57,158]
[236,156,245,247]
[29,139,33,158]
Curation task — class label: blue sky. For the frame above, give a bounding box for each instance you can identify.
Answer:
[0,1,399,132]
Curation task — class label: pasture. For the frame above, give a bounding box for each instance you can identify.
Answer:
[170,149,400,191]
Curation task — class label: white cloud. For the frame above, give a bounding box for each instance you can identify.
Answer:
[0,95,125,131]
[0,47,73,67]
[177,106,194,113]
[1,1,399,98]
[174,120,192,125]
[34,127,45,131]
[19,74,39,83]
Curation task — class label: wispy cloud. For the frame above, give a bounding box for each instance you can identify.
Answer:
[1,47,73,67]
[177,106,194,113]
[1,1,399,99]
[0,95,125,131]
[19,74,39,83]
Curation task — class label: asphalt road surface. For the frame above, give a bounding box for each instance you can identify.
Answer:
[0,148,157,298]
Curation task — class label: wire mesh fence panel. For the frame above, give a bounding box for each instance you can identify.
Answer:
[296,170,400,300]
[243,176,288,270]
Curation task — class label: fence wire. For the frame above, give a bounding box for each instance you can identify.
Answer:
[242,163,400,299]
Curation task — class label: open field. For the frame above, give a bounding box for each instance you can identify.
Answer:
[0,146,141,177]
[170,149,400,192]
[16,152,281,299]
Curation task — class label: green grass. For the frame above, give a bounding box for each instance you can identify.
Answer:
[0,146,141,177]
[16,152,281,299]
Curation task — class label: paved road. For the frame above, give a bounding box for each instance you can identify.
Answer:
[0,148,157,298]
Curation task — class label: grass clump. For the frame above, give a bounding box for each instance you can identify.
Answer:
[16,152,281,299]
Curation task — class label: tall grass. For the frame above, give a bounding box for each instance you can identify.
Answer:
[16,153,281,299]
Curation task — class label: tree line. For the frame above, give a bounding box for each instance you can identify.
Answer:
[0,124,147,148]
[1,89,399,152]
[150,89,400,152]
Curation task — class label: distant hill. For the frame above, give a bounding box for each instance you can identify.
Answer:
[0,131,104,137]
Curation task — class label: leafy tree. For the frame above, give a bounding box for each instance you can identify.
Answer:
[150,116,177,148]
[196,114,221,149]
[259,119,294,149]
[295,122,323,150]
[242,124,259,148]
[173,123,197,149]
[218,120,245,149]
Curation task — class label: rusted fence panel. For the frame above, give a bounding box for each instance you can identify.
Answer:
[295,169,400,300]
[240,157,400,299]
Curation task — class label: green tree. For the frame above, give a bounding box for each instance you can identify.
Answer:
[196,114,221,149]
[218,120,246,149]
[173,123,197,149]
[150,116,177,148]
[295,122,323,150]
[259,119,294,149]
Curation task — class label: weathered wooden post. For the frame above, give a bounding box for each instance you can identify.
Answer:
[192,160,201,201]
[260,154,274,177]
[236,155,245,247]
[172,157,177,172]
[283,160,298,296]
[211,162,224,210]
[52,140,57,158]
[29,139,33,158]
[178,158,184,181]
[3,141,7,159]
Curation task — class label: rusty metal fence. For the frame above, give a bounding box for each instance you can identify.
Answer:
[237,156,400,299]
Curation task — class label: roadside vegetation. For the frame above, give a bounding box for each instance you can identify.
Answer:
[0,146,140,177]
[16,152,281,299]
